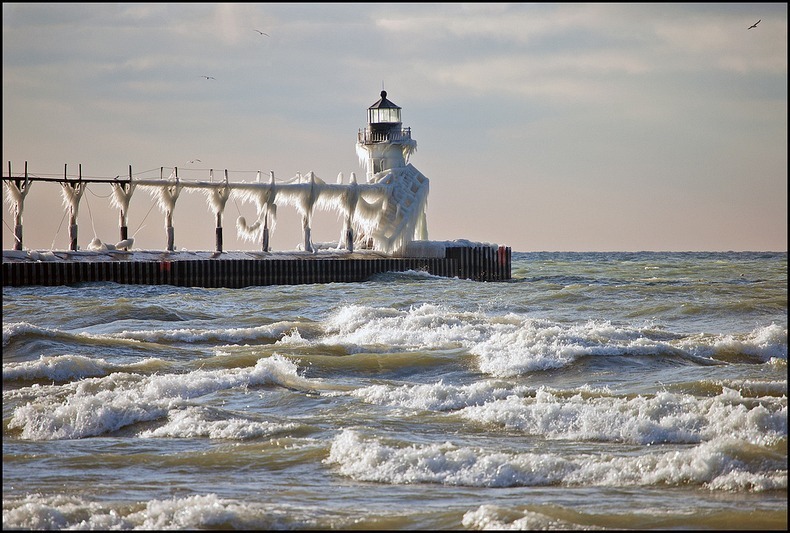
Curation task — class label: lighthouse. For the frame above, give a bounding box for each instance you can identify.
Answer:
[356,91,418,181]
[355,90,429,253]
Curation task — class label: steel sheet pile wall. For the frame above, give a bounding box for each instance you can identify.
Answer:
[444,245,511,282]
[2,246,511,287]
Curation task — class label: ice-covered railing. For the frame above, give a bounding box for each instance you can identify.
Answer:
[132,170,396,253]
[3,165,429,255]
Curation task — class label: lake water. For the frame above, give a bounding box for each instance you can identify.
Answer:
[3,251,787,530]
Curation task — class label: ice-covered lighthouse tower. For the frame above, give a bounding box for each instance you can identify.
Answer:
[356,90,429,253]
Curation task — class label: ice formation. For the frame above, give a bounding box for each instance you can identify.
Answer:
[3,177,31,248]
[86,237,135,251]
[4,92,432,254]
[2,177,31,221]
[4,167,430,254]
[125,160,427,254]
[110,181,136,226]
[59,181,85,220]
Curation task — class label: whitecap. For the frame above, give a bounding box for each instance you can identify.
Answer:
[3,354,167,382]
[0,492,312,530]
[138,406,298,440]
[6,354,316,440]
[325,429,786,491]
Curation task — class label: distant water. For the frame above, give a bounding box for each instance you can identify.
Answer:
[3,251,787,530]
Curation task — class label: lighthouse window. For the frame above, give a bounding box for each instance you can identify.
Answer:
[369,108,401,124]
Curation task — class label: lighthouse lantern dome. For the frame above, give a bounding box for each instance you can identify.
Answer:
[368,91,401,126]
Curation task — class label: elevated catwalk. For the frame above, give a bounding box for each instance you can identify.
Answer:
[2,245,511,288]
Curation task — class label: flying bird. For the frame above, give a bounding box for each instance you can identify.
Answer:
[201,75,216,80]
[188,159,201,164]
[254,29,269,36]
[748,19,760,29]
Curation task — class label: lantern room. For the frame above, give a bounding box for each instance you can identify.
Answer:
[367,91,402,128]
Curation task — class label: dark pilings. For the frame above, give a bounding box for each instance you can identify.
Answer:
[69,224,78,252]
[166,226,175,252]
[14,225,23,251]
[216,226,223,253]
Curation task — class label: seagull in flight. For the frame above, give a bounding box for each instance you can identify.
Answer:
[748,19,761,29]
[201,75,216,80]
[188,159,201,164]
[254,29,270,36]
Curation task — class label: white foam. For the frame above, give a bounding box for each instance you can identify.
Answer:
[6,354,315,440]
[687,323,787,361]
[1,493,308,530]
[3,321,57,347]
[326,429,786,490]
[462,505,570,530]
[320,304,787,377]
[350,381,786,447]
[458,386,787,446]
[352,380,522,411]
[138,405,298,439]
[105,321,301,344]
[2,354,166,382]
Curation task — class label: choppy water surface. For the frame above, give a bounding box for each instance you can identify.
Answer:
[3,251,786,530]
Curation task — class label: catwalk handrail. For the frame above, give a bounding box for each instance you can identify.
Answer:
[1,172,390,194]
[2,175,131,185]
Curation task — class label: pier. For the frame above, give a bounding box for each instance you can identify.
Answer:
[2,246,511,288]
[3,90,512,288]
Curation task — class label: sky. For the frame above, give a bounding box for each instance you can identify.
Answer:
[2,3,787,253]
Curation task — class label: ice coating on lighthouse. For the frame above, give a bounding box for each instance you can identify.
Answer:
[354,90,429,253]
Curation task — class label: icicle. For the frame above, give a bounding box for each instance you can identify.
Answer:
[110,180,136,248]
[299,172,321,253]
[203,175,231,253]
[60,180,86,251]
[143,172,182,251]
[204,181,230,216]
[232,170,278,250]
[3,177,31,250]
[110,181,136,223]
[3,178,31,220]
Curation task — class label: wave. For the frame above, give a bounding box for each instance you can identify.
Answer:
[2,319,316,352]
[3,321,73,349]
[1,493,321,530]
[2,354,170,383]
[137,405,299,440]
[4,354,321,440]
[319,304,786,376]
[103,321,312,345]
[3,489,786,531]
[326,429,786,491]
[351,381,787,446]
[7,304,784,378]
[4,303,785,378]
[461,503,788,530]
